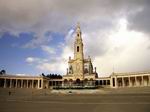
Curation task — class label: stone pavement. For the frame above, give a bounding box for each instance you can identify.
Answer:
[0,87,150,112]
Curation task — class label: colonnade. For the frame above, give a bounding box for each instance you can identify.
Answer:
[1,73,150,89]
[0,78,44,89]
[112,74,150,88]
[62,78,95,87]
[96,79,110,87]
[49,80,62,87]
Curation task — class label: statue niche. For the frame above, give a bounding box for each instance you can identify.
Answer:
[84,68,88,73]
[69,65,73,74]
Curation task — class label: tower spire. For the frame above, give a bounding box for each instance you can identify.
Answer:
[74,23,84,60]
[76,22,82,40]
[76,22,80,31]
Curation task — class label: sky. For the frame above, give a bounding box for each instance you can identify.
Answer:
[0,0,150,77]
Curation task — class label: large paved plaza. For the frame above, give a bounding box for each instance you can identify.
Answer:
[0,88,150,112]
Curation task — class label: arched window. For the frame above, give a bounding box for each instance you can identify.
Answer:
[77,46,79,52]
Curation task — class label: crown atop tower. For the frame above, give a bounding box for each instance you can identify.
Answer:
[76,22,81,32]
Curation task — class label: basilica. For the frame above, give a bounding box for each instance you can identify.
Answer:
[0,24,150,89]
[63,23,98,87]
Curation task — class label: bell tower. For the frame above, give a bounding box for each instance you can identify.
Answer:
[63,23,97,82]
[74,23,84,60]
[73,23,84,79]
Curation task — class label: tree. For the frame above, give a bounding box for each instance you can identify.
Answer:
[46,73,62,79]
[0,70,6,75]
[41,73,45,76]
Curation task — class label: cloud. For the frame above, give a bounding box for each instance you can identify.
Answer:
[26,57,48,64]
[26,56,67,74]
[0,1,130,36]
[1,0,150,75]
[1,0,149,49]
[26,57,35,63]
[23,33,52,48]
[26,16,150,76]
[41,45,56,55]
[0,0,149,36]
[85,18,150,76]
[25,29,75,74]
[36,60,66,74]
[127,1,150,35]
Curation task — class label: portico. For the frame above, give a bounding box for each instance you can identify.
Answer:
[0,75,47,89]
[110,72,150,88]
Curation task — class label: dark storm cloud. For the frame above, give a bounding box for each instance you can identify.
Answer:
[127,0,150,35]
[0,0,149,47]
[0,0,134,36]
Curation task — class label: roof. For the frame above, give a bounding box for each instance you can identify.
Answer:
[0,74,43,79]
[111,71,150,76]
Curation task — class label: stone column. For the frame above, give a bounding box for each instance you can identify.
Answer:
[128,77,131,87]
[148,75,150,86]
[102,80,104,86]
[21,80,23,88]
[62,81,64,87]
[54,81,56,87]
[110,78,113,88]
[115,77,118,88]
[4,78,6,88]
[27,80,28,88]
[141,76,144,86]
[58,81,60,87]
[98,80,100,86]
[32,80,34,88]
[10,79,12,88]
[135,76,137,87]
[41,79,43,89]
[15,79,18,88]
[37,79,40,89]
[122,77,125,87]
[22,80,25,88]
